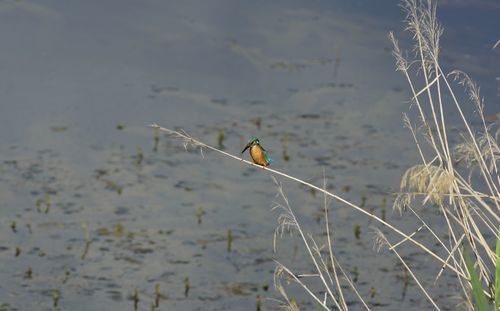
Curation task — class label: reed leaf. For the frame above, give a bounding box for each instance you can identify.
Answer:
[495,226,500,311]
[463,245,490,311]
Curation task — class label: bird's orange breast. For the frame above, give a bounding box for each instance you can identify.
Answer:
[250,145,269,166]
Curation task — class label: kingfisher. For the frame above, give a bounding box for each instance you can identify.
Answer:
[241,137,272,167]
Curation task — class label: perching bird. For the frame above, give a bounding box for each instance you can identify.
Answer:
[241,137,272,167]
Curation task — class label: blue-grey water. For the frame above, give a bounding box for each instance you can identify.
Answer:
[0,1,498,310]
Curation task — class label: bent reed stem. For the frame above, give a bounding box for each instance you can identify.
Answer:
[150,123,466,279]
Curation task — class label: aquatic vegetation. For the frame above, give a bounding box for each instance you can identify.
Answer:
[280,133,290,162]
[255,294,261,311]
[223,282,258,296]
[360,192,367,208]
[135,146,144,166]
[353,224,361,240]
[24,266,32,279]
[81,222,91,260]
[50,126,68,132]
[133,288,139,310]
[62,266,70,284]
[340,185,351,192]
[369,287,376,299]
[195,207,203,224]
[112,223,125,238]
[380,197,387,221]
[152,125,160,152]
[463,245,489,311]
[227,229,233,252]
[184,277,190,297]
[53,289,60,307]
[154,283,161,308]
[35,193,51,213]
[217,128,225,149]
[102,179,123,195]
[352,266,359,283]
[26,220,32,234]
[251,117,262,130]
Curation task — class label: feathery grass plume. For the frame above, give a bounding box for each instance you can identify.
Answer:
[449,70,499,173]
[271,178,299,253]
[272,265,305,311]
[372,228,390,253]
[400,164,455,205]
[392,193,413,214]
[454,131,500,173]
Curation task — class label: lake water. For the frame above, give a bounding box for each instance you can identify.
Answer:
[0,0,498,310]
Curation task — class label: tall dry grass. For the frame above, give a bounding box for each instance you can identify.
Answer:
[386,0,499,309]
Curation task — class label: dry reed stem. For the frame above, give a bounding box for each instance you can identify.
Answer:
[321,173,349,309]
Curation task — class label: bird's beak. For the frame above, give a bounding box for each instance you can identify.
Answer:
[241,143,251,154]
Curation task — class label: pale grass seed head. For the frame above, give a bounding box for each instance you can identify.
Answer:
[372,228,390,253]
[389,32,410,73]
[420,122,435,146]
[477,130,500,171]
[150,124,206,156]
[273,208,298,253]
[272,176,299,252]
[420,0,442,60]
[454,131,500,172]
[401,0,442,76]
[449,70,484,115]
[393,193,413,214]
[273,264,301,311]
[401,164,455,205]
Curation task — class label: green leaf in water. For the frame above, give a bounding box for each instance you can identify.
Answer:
[463,244,489,311]
[53,288,60,307]
[113,223,125,238]
[495,225,500,311]
[217,128,225,149]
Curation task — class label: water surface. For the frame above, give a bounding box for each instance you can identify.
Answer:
[0,1,498,310]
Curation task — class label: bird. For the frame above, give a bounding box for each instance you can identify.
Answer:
[241,137,273,167]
